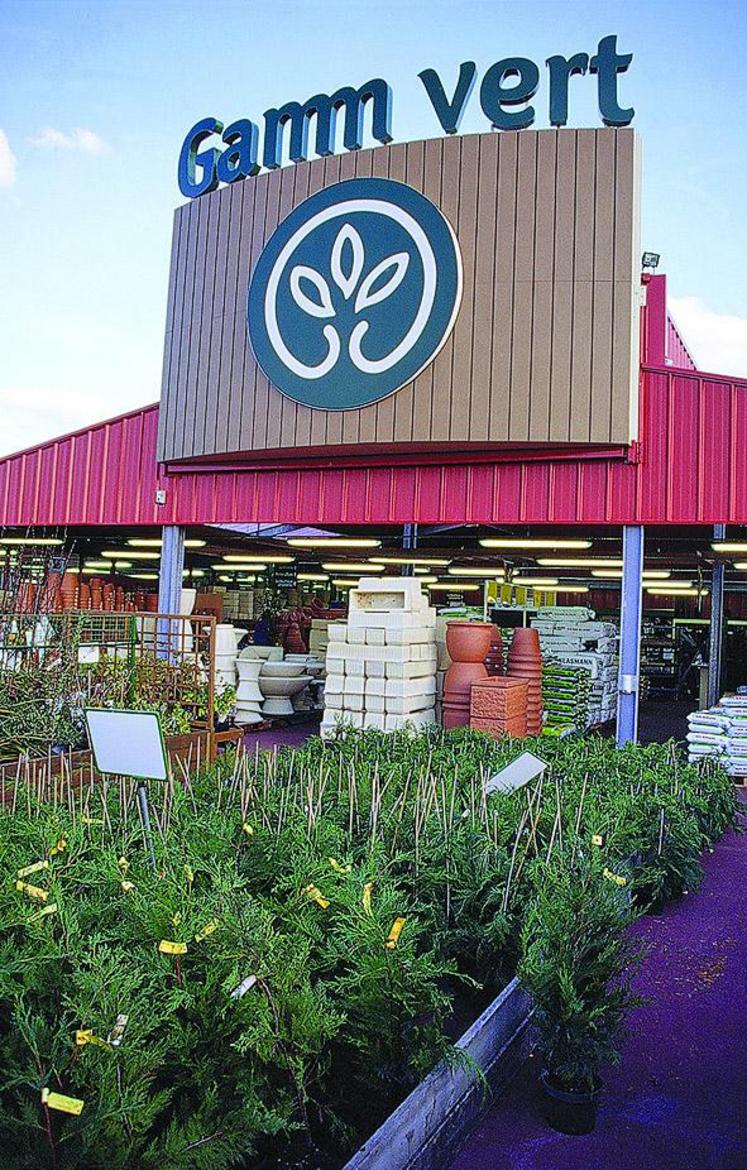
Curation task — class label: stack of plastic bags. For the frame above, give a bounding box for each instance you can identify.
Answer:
[542,664,592,732]
[687,693,747,777]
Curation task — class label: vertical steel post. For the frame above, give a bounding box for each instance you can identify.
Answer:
[402,524,418,575]
[708,524,726,708]
[158,526,185,615]
[616,525,644,746]
[157,526,185,660]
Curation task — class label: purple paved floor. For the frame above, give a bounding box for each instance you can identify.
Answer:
[451,792,747,1170]
[243,720,318,751]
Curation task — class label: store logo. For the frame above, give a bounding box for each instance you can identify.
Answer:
[247,178,462,411]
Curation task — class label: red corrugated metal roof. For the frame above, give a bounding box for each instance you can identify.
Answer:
[0,366,746,528]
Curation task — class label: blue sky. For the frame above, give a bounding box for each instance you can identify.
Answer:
[1,0,745,455]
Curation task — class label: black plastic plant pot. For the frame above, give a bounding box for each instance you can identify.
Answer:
[540,1070,601,1134]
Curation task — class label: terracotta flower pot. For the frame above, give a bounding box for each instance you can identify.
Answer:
[510,627,541,654]
[446,621,494,663]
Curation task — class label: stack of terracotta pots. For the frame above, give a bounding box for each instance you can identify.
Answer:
[484,626,504,676]
[442,620,493,729]
[40,571,61,612]
[506,627,544,735]
[470,676,528,739]
[60,571,78,610]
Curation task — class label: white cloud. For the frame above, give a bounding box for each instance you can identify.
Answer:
[28,127,111,156]
[668,296,747,380]
[0,130,17,187]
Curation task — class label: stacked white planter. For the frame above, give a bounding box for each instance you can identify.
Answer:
[259,662,312,717]
[530,606,618,727]
[214,623,240,690]
[235,657,264,725]
[286,654,326,711]
[321,578,437,736]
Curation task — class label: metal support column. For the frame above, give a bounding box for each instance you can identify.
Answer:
[402,524,418,575]
[616,525,644,747]
[157,526,185,615]
[707,523,726,708]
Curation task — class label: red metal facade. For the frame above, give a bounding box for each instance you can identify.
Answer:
[0,366,745,529]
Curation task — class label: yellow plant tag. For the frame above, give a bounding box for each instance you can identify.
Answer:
[362,882,374,915]
[49,838,67,857]
[603,867,628,888]
[158,940,187,955]
[385,917,406,949]
[81,816,102,826]
[120,881,134,893]
[242,822,254,837]
[592,834,604,847]
[41,1088,84,1115]
[328,857,351,874]
[15,881,48,902]
[29,902,57,922]
[194,918,219,943]
[17,860,49,879]
[303,884,330,910]
[76,1029,111,1051]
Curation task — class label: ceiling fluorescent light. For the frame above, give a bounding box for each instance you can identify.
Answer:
[447,566,506,578]
[479,538,592,550]
[509,577,560,587]
[426,582,481,592]
[0,537,64,546]
[287,537,381,549]
[378,556,451,566]
[223,554,294,563]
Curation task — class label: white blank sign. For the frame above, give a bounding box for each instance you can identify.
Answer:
[486,751,548,795]
[85,709,169,782]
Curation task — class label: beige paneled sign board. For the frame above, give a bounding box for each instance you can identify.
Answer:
[158,127,641,463]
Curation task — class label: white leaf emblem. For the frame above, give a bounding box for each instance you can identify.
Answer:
[330,225,365,299]
[289,265,335,318]
[354,252,409,313]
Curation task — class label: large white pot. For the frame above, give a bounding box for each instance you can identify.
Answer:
[260,661,306,678]
[259,673,312,717]
[215,623,239,656]
[180,588,197,615]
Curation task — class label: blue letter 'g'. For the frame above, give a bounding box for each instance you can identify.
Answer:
[178,117,223,199]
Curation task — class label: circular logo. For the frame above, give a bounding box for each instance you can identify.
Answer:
[247,178,462,411]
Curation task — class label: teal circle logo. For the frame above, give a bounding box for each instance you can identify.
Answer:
[247,178,462,410]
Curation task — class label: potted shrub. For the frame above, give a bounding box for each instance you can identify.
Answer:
[214,683,237,730]
[518,858,644,1134]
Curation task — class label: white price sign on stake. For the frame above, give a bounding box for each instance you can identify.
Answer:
[486,751,548,795]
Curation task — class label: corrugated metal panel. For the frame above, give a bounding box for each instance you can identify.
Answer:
[0,405,165,529]
[666,314,697,370]
[1,368,747,528]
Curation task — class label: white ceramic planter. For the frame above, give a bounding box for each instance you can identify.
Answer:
[260,661,306,678]
[239,645,283,662]
[180,588,197,615]
[259,673,312,717]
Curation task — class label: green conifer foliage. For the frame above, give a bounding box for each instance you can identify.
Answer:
[0,729,739,1167]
